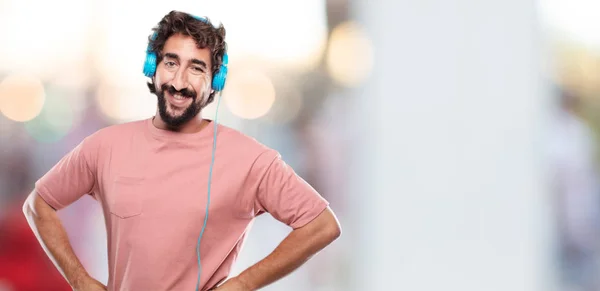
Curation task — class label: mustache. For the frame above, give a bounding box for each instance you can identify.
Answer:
[161,84,196,99]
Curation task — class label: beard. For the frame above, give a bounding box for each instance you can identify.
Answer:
[155,83,204,128]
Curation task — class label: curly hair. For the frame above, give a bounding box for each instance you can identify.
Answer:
[146,10,227,105]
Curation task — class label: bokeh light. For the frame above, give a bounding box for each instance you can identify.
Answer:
[95,82,156,122]
[326,21,374,87]
[24,89,75,143]
[223,67,276,120]
[0,73,46,122]
[264,77,303,124]
[551,43,600,98]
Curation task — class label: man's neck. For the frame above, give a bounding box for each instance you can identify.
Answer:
[152,115,209,134]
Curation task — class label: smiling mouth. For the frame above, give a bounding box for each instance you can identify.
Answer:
[167,92,193,107]
[173,94,189,100]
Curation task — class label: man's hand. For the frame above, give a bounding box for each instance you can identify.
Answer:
[210,277,251,291]
[72,276,107,291]
[227,207,341,290]
[23,191,101,291]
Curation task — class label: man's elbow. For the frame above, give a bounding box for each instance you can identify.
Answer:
[296,207,341,245]
[320,209,342,243]
[327,219,342,241]
[22,190,55,221]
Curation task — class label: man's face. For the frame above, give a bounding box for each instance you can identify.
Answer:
[153,33,212,128]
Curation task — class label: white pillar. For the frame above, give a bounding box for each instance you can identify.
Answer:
[347,1,557,290]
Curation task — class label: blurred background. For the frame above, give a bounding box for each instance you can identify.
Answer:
[2,0,600,290]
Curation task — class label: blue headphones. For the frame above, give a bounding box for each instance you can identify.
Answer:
[142,15,228,92]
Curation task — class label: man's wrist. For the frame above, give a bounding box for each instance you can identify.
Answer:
[69,271,92,290]
[231,274,255,291]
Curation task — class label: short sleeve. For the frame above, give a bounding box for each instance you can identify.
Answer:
[253,151,329,229]
[35,136,99,211]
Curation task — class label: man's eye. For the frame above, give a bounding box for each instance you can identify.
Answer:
[192,67,204,73]
[165,61,176,67]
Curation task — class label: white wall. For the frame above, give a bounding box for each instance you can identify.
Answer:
[348,1,558,290]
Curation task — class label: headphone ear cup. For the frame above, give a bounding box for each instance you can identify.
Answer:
[143,51,157,77]
[212,65,227,92]
[143,32,159,78]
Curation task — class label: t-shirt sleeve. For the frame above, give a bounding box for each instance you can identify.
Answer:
[35,136,99,211]
[253,150,329,229]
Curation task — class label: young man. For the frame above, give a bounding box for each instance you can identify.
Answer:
[23,10,341,291]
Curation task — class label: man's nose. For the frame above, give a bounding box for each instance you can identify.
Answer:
[171,69,188,91]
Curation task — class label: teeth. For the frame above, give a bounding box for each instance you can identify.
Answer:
[174,94,185,100]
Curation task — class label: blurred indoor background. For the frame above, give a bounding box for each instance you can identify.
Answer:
[1,0,600,290]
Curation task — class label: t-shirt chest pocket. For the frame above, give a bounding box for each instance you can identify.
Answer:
[108,176,146,219]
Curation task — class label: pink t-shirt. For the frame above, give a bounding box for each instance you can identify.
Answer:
[35,118,329,291]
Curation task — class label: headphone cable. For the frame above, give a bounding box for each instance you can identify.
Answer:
[195,91,222,291]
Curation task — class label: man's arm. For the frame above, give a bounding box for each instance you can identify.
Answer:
[22,191,106,291]
[215,207,341,290]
